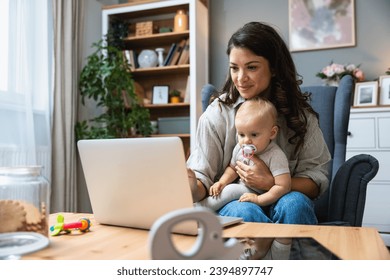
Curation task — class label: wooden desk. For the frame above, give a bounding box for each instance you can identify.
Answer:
[23,212,390,260]
[223,222,390,260]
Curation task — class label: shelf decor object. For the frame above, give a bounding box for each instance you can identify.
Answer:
[169,89,181,103]
[316,62,365,86]
[353,81,378,107]
[155,48,165,67]
[152,85,169,104]
[379,75,390,106]
[136,21,153,36]
[174,9,188,32]
[138,49,158,68]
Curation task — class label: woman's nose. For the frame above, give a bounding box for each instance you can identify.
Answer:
[238,70,248,82]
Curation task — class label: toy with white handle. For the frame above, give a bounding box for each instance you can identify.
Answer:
[149,207,242,259]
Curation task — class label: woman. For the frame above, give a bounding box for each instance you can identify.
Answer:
[187,22,331,226]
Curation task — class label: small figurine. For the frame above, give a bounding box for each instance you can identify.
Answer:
[50,214,91,236]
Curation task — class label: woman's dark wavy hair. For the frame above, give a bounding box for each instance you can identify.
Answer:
[220,21,318,154]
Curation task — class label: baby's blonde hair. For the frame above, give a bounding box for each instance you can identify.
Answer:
[236,98,278,125]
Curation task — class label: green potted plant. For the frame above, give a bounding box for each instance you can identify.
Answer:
[75,39,152,140]
[169,89,181,103]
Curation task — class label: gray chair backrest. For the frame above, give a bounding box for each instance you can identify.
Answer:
[301,75,354,180]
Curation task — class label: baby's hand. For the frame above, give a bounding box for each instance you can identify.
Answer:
[209,182,224,197]
[239,193,258,203]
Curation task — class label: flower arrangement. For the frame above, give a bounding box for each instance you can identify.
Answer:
[316,62,365,85]
[386,67,390,75]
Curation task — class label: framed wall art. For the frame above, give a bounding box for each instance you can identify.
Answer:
[379,75,390,106]
[353,81,378,107]
[289,0,356,52]
[152,85,169,104]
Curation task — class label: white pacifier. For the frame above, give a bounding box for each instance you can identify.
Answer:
[242,144,257,158]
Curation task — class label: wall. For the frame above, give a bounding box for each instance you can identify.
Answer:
[208,0,390,88]
[77,0,105,213]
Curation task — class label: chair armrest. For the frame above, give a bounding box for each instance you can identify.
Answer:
[328,154,379,226]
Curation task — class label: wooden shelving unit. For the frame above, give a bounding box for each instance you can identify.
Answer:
[102,0,209,154]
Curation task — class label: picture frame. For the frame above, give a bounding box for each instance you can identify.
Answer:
[152,85,169,104]
[379,75,390,106]
[353,81,378,107]
[288,0,356,52]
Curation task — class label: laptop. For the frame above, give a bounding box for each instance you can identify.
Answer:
[77,137,242,235]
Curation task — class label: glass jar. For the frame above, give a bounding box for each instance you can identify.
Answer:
[174,9,188,32]
[0,166,50,237]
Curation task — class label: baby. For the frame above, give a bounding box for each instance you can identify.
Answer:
[197,98,291,211]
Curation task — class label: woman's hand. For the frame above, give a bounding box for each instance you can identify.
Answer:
[235,155,274,192]
[187,168,207,202]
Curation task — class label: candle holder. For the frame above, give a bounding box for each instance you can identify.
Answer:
[155,48,165,67]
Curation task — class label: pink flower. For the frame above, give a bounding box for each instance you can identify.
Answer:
[353,69,365,82]
[317,62,364,82]
[322,63,344,78]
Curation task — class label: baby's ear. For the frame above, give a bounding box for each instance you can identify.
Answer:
[270,125,278,139]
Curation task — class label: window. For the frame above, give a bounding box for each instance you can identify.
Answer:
[0,0,53,181]
[0,0,9,92]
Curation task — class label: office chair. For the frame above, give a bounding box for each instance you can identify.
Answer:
[200,75,379,226]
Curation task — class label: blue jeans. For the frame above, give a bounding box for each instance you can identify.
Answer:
[218,191,318,225]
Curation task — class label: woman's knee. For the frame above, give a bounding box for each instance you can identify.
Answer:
[271,192,317,225]
[279,191,313,209]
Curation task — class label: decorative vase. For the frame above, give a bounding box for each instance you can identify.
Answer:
[324,79,340,87]
[155,48,165,67]
[137,49,158,68]
[174,9,188,32]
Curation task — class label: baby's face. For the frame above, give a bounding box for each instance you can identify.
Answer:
[235,112,277,153]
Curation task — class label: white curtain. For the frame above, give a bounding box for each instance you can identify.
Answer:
[0,0,53,181]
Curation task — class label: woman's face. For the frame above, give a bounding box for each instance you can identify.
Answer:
[229,47,273,99]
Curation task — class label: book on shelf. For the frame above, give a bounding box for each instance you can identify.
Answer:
[133,51,139,69]
[163,43,177,66]
[123,50,131,68]
[123,50,136,71]
[169,39,187,66]
[177,38,190,65]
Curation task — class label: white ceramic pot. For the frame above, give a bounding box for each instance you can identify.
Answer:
[138,49,158,68]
